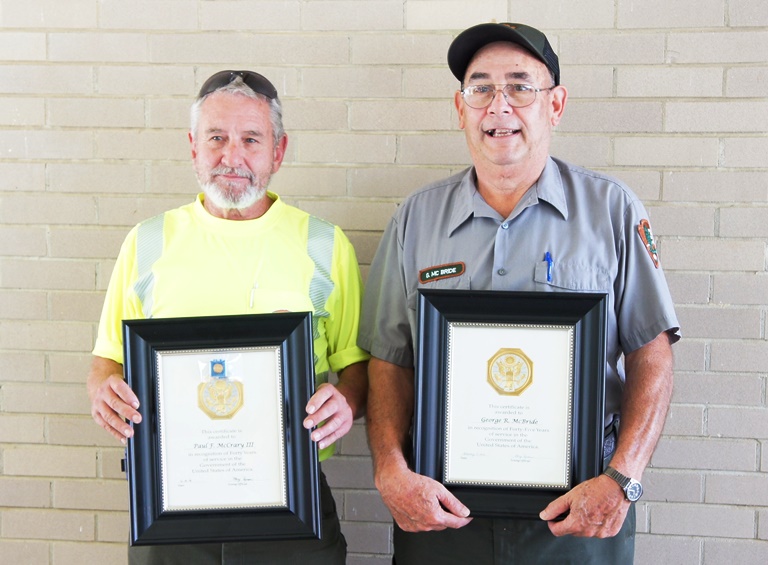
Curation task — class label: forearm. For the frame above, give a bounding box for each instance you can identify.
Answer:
[366,357,415,480]
[541,332,674,536]
[610,331,674,478]
[335,360,369,420]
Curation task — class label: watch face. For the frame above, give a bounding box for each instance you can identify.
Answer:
[626,481,643,502]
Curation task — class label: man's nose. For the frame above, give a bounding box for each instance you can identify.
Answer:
[487,88,513,114]
[221,139,245,166]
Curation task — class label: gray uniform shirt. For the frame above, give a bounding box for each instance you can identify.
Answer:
[359,156,680,424]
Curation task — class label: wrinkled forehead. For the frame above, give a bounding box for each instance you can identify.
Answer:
[197,91,273,133]
[464,41,551,84]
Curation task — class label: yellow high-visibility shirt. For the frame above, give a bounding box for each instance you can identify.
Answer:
[94,192,369,460]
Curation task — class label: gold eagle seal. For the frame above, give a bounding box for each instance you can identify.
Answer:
[487,348,533,395]
[198,378,244,419]
[198,359,243,419]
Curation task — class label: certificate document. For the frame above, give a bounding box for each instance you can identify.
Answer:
[156,347,286,512]
[444,323,574,489]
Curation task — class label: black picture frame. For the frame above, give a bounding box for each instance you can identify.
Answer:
[414,290,607,519]
[122,312,321,545]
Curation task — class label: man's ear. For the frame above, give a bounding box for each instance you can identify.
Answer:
[454,90,466,129]
[189,131,197,159]
[271,133,288,174]
[550,85,568,127]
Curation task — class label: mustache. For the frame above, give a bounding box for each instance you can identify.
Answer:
[210,166,256,182]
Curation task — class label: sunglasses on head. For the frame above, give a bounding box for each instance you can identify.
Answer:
[197,70,278,100]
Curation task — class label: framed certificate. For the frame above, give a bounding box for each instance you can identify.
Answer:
[122,312,321,545]
[414,290,607,518]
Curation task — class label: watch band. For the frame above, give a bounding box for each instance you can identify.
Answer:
[604,466,643,502]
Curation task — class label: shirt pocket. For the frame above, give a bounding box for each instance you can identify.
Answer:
[407,273,471,311]
[534,260,611,292]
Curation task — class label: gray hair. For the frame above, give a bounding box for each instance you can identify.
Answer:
[189,76,285,147]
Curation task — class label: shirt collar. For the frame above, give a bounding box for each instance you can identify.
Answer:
[534,157,568,220]
[446,168,479,236]
[446,158,568,236]
[193,191,284,231]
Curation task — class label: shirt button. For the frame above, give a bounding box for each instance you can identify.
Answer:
[501,222,509,230]
[497,268,506,276]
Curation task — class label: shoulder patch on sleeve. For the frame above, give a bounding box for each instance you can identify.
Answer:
[637,219,660,268]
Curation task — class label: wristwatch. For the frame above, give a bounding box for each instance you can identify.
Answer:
[604,466,643,502]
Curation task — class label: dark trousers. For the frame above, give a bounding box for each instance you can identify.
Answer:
[128,471,346,565]
[393,504,636,565]
[392,420,633,564]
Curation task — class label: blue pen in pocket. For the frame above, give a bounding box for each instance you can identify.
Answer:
[544,252,553,282]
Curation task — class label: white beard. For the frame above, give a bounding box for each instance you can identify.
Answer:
[198,166,269,211]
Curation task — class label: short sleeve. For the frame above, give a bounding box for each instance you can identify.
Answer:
[358,215,415,367]
[323,225,370,373]
[92,227,143,365]
[615,198,681,353]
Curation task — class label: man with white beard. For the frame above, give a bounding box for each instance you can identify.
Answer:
[87,70,369,564]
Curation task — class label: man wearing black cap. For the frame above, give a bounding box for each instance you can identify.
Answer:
[87,70,369,564]
[360,22,679,564]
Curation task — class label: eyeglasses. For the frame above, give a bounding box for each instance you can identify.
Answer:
[198,70,278,100]
[461,83,555,109]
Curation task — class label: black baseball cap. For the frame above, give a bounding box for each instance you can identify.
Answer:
[447,22,560,86]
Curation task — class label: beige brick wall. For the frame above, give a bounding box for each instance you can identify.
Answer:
[0,1,765,564]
